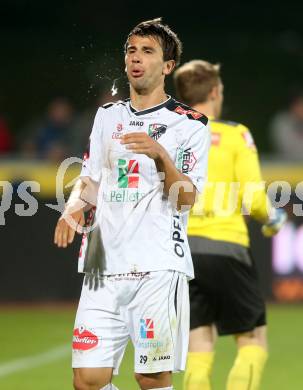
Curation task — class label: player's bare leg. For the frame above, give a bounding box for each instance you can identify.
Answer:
[227,325,268,390]
[183,325,216,389]
[73,367,113,390]
[135,371,172,389]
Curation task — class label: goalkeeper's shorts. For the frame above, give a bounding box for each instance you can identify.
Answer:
[189,250,266,335]
[72,270,189,374]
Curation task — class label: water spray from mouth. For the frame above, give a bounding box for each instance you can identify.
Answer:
[111,79,118,96]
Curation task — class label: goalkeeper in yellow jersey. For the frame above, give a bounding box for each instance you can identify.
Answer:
[174,60,287,390]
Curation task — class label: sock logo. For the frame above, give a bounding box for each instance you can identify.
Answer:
[118,159,139,188]
[140,318,154,339]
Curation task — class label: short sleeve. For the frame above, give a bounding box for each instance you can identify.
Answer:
[176,121,210,193]
[80,108,104,183]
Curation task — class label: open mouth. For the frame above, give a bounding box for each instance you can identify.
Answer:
[131,69,144,78]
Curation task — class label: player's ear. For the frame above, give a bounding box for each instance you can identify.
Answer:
[163,60,175,76]
[209,85,219,101]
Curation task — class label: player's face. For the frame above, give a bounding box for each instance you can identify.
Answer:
[125,35,174,93]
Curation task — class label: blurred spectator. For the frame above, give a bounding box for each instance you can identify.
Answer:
[0,116,13,155]
[21,97,75,162]
[269,88,303,161]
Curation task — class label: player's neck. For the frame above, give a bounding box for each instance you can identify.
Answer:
[193,102,216,119]
[130,85,168,112]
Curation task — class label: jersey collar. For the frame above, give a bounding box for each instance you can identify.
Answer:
[129,95,172,116]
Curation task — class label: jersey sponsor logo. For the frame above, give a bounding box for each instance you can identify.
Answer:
[211,132,221,146]
[112,132,123,139]
[118,159,139,188]
[129,120,144,126]
[148,123,167,140]
[116,123,123,131]
[72,326,99,351]
[172,214,185,257]
[140,318,154,339]
[174,106,203,120]
[176,147,197,173]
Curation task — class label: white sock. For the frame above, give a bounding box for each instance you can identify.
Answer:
[100,385,119,390]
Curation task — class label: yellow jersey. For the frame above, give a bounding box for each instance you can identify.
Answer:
[188,119,270,247]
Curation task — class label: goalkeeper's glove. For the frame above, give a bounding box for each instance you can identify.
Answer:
[261,208,287,237]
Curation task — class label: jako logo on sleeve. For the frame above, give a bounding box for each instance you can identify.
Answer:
[118,159,139,188]
[140,319,154,339]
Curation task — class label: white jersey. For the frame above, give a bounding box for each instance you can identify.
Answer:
[78,96,210,279]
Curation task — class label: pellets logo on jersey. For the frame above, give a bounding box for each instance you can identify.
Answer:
[72,326,99,351]
[174,106,203,120]
[118,159,139,188]
[140,319,154,339]
[148,123,167,140]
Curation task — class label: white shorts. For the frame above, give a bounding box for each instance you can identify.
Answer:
[72,270,189,374]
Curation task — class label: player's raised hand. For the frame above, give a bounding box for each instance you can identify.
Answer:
[120,132,166,160]
[54,205,85,248]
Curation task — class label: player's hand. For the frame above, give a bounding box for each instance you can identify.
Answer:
[261,208,287,237]
[120,132,166,160]
[54,206,85,248]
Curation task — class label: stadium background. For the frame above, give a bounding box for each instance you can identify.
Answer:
[1,1,303,389]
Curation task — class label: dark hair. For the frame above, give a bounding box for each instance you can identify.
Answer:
[124,18,182,66]
[174,60,221,106]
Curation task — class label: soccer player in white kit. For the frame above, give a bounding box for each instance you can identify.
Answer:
[54,18,210,390]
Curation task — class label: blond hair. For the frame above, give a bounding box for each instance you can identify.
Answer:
[174,60,221,105]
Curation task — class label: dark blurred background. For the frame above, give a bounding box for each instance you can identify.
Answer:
[1,0,303,154]
[1,0,303,303]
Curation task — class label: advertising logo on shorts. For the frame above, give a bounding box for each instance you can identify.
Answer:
[118,159,139,188]
[73,325,99,351]
[140,319,154,339]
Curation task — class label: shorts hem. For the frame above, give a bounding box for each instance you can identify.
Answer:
[135,365,179,374]
[218,322,267,336]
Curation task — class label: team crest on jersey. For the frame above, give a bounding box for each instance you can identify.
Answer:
[140,319,154,339]
[148,123,167,140]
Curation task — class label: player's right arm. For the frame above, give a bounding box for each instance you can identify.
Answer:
[54,107,104,247]
[54,178,87,248]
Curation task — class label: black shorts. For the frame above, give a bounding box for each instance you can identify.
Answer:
[190,252,266,336]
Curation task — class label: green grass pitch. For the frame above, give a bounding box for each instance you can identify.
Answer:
[0,304,301,389]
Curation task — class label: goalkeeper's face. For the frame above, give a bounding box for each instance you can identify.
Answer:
[125,34,175,94]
